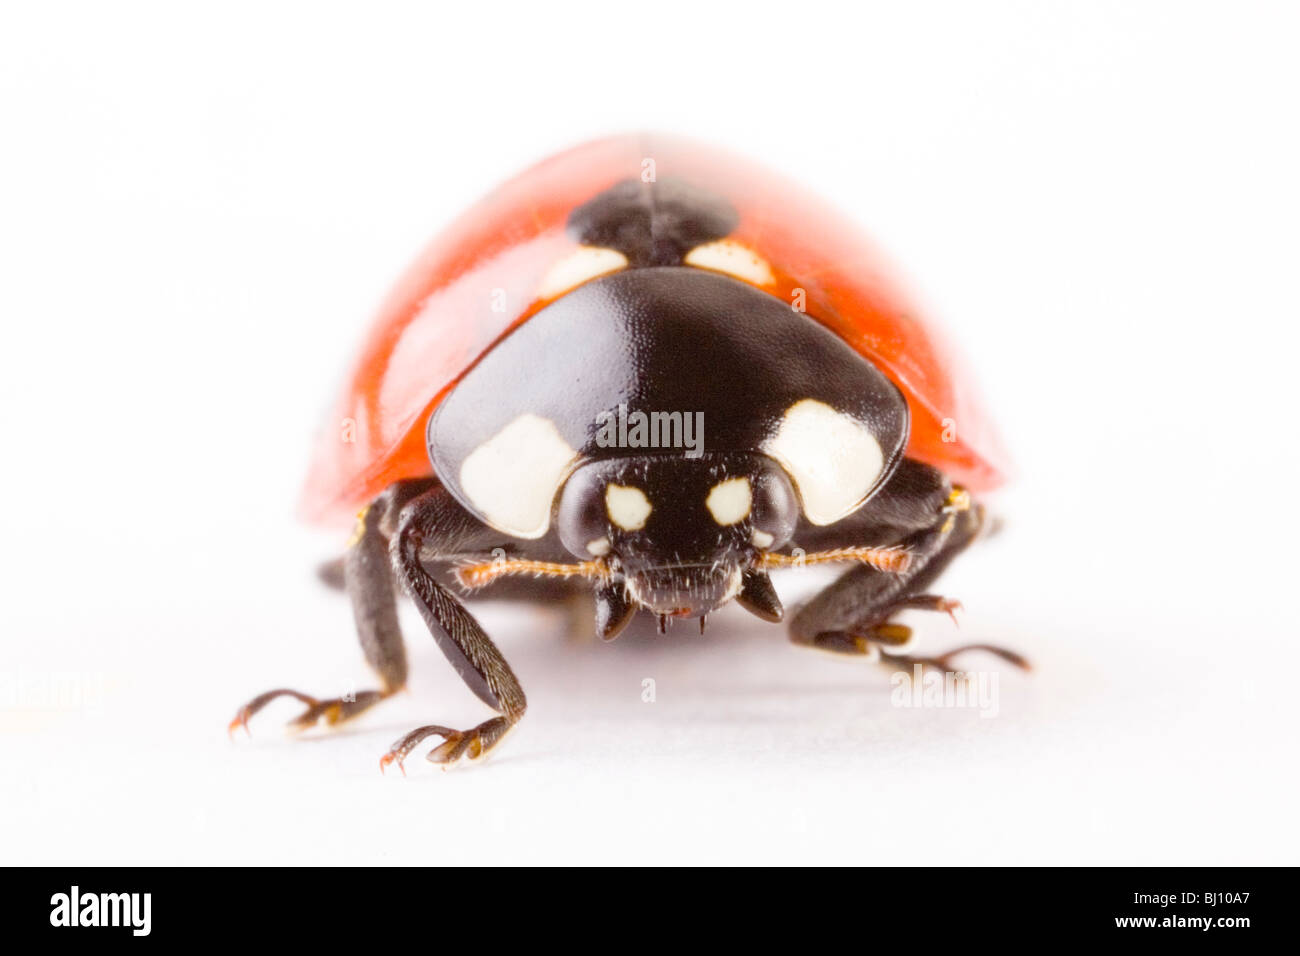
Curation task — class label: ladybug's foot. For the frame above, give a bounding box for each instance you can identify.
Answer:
[228,688,388,737]
[806,622,910,658]
[380,716,514,774]
[807,594,964,657]
[893,593,963,625]
[804,608,1029,674]
[880,643,1032,674]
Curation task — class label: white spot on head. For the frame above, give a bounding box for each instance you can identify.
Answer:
[459,414,577,538]
[536,246,628,300]
[705,477,752,525]
[751,529,774,549]
[585,537,611,556]
[606,484,652,531]
[684,239,775,286]
[762,399,885,525]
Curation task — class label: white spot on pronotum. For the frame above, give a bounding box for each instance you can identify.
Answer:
[705,476,752,525]
[585,537,611,556]
[606,484,652,531]
[762,399,885,525]
[684,239,775,286]
[459,414,577,538]
[536,246,628,300]
[751,529,774,549]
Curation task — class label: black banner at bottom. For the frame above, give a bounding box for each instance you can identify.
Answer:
[4,866,1285,942]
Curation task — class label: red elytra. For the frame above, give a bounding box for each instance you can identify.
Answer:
[301,134,1010,526]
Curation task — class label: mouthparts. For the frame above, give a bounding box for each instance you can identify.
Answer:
[622,562,746,618]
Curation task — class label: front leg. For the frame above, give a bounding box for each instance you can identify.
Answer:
[788,459,1028,672]
[380,483,528,771]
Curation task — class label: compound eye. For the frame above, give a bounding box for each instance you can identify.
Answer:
[556,467,657,557]
[748,467,799,550]
[556,468,612,557]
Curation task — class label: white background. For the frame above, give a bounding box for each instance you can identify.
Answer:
[2,1,1297,865]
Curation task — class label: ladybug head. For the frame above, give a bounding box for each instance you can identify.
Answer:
[556,453,800,631]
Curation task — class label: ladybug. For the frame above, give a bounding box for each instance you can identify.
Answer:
[231,134,1026,769]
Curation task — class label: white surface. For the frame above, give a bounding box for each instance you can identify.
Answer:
[1,1,1297,865]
